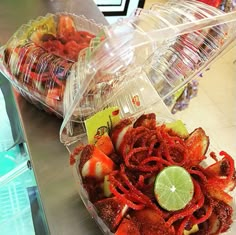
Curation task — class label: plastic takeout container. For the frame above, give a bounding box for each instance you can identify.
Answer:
[0,13,105,117]
[71,112,236,235]
[62,1,236,234]
[59,0,236,146]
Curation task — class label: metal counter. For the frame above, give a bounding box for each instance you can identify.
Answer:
[0,1,107,234]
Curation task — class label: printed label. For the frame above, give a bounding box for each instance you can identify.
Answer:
[85,107,120,144]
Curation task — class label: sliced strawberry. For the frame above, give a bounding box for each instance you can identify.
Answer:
[133,113,157,130]
[63,40,82,61]
[205,183,233,205]
[205,152,236,191]
[129,208,175,235]
[73,31,95,44]
[94,197,128,232]
[208,199,233,234]
[41,39,64,56]
[46,87,62,100]
[115,218,140,235]
[185,128,209,167]
[205,158,228,177]
[79,145,114,179]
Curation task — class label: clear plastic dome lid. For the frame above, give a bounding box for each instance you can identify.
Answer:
[60,0,236,146]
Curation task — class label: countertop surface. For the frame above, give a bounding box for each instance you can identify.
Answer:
[0,0,107,234]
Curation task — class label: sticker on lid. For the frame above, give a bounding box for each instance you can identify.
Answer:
[85,107,120,144]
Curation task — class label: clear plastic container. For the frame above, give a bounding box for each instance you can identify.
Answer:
[60,0,236,145]
[1,2,236,121]
[72,113,236,235]
[0,13,105,117]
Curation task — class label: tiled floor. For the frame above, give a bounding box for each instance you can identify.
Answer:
[174,46,236,155]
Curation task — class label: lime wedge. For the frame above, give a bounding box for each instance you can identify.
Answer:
[154,166,194,211]
[165,120,189,138]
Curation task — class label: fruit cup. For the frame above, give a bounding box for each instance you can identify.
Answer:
[0,13,105,117]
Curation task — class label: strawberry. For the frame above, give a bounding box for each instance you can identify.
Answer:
[205,183,233,205]
[45,87,62,109]
[115,218,140,235]
[133,113,157,130]
[129,208,175,235]
[185,128,209,167]
[94,197,128,232]
[197,0,222,8]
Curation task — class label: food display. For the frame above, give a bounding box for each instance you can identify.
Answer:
[0,0,235,234]
[71,113,236,235]
[1,0,236,121]
[1,13,104,116]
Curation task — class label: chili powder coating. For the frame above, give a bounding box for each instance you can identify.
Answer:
[73,113,236,235]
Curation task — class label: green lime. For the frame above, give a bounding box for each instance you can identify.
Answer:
[165,120,189,138]
[154,166,194,211]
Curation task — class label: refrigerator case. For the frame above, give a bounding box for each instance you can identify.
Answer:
[0,145,50,235]
[0,80,50,235]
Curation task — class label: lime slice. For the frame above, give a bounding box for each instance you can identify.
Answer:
[154,166,194,211]
[165,120,189,138]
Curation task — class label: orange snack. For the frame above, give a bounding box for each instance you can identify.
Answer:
[95,133,114,156]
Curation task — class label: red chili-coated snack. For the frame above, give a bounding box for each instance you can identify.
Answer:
[72,113,236,235]
[3,15,99,115]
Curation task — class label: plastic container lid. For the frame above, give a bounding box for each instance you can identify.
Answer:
[60,0,236,146]
[0,1,236,146]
